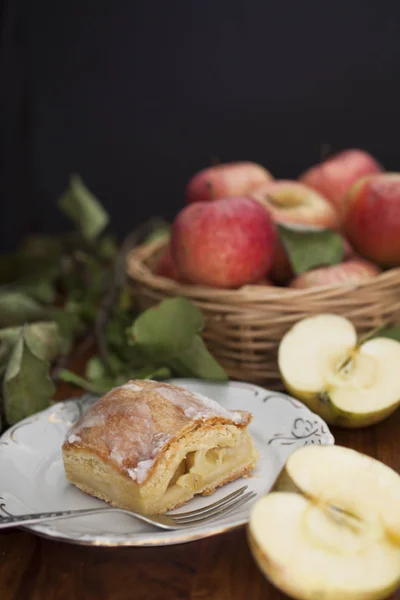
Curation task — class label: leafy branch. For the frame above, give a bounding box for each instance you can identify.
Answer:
[0,175,227,432]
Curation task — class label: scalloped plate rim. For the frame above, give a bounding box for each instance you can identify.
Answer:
[0,378,335,547]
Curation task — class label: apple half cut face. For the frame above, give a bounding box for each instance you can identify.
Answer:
[248,445,400,600]
[278,314,400,427]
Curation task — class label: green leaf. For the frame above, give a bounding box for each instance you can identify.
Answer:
[97,234,119,260]
[104,310,138,364]
[277,224,345,275]
[129,365,171,380]
[64,298,98,325]
[57,369,113,395]
[0,338,10,363]
[25,322,64,360]
[75,253,111,301]
[107,352,127,373]
[168,335,228,381]
[85,356,107,381]
[118,287,134,312]
[58,364,170,395]
[16,279,56,304]
[3,330,55,425]
[143,223,171,245]
[0,339,11,378]
[49,308,85,351]
[0,292,45,327]
[58,174,109,241]
[131,297,204,361]
[0,322,64,362]
[372,326,400,342]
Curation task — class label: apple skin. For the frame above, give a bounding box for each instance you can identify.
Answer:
[299,149,382,214]
[342,173,400,267]
[185,161,273,204]
[171,196,277,288]
[281,377,400,428]
[250,180,339,229]
[154,244,187,283]
[289,258,381,289]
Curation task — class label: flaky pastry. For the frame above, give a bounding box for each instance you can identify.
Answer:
[62,380,258,514]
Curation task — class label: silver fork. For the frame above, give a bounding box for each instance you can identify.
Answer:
[0,485,257,531]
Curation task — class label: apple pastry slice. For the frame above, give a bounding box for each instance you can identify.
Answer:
[62,380,258,514]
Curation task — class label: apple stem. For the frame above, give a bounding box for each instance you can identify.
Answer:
[356,323,389,347]
[336,322,390,373]
[337,355,353,373]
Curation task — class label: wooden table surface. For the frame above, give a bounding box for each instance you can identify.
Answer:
[1,366,400,600]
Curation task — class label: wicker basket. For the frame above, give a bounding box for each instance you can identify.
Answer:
[126,237,400,389]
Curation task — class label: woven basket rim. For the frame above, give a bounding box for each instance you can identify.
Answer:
[126,237,400,301]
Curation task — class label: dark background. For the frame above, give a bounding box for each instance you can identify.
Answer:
[1,0,400,251]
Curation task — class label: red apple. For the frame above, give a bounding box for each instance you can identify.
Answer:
[299,149,382,214]
[185,161,273,204]
[154,245,187,282]
[290,258,381,289]
[250,180,339,230]
[342,173,400,267]
[171,197,277,288]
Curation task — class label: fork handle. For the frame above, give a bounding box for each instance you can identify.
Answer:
[0,507,111,530]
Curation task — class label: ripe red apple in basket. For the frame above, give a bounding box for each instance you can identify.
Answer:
[299,149,382,214]
[185,161,273,204]
[342,173,400,267]
[290,258,381,289]
[171,196,277,288]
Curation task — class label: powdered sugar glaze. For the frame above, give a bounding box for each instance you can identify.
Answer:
[65,380,249,484]
[153,385,244,424]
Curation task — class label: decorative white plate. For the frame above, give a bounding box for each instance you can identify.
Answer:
[0,379,334,547]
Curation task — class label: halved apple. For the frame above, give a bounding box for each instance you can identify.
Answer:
[278,314,400,427]
[248,445,400,600]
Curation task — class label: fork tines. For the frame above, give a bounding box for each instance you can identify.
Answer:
[169,485,257,525]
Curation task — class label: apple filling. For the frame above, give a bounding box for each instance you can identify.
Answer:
[162,433,255,506]
[167,445,242,490]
